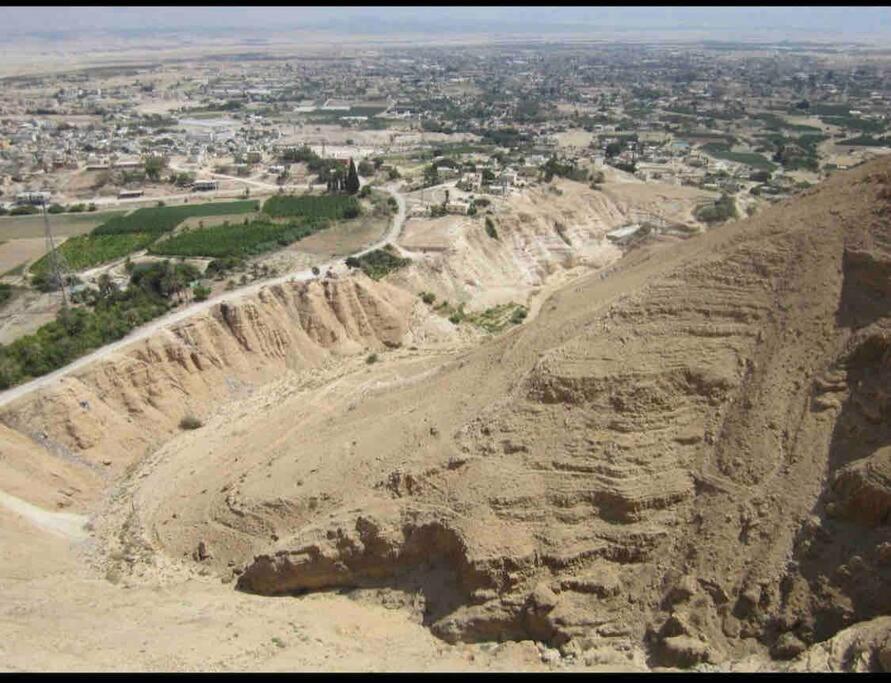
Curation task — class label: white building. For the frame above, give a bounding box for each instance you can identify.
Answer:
[16,191,51,205]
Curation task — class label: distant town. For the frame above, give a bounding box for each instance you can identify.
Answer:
[0,38,889,385]
[3,41,889,212]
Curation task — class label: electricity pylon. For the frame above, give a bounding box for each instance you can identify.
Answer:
[41,200,70,307]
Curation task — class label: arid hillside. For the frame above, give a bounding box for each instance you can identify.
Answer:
[228,158,891,669]
[1,161,890,671]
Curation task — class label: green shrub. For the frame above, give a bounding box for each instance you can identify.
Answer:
[206,256,245,278]
[485,217,499,240]
[10,205,39,216]
[366,353,378,364]
[344,246,411,280]
[192,283,212,301]
[695,194,738,225]
[179,415,203,430]
[0,283,14,306]
[420,291,436,305]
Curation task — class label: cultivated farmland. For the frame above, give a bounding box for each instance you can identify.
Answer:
[29,233,157,274]
[93,200,260,235]
[149,219,328,258]
[262,194,360,220]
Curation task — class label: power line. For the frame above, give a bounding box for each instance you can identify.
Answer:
[41,200,70,308]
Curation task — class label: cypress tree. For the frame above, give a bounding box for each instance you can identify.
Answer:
[345,158,360,195]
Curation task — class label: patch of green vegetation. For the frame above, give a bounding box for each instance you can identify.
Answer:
[695,194,738,225]
[179,415,203,430]
[192,283,212,301]
[798,103,851,116]
[0,260,202,389]
[30,232,156,275]
[838,135,891,147]
[753,112,822,133]
[820,115,886,134]
[542,156,588,183]
[432,300,528,333]
[205,256,246,279]
[484,216,499,240]
[679,131,738,145]
[480,127,531,148]
[0,282,13,307]
[344,245,411,280]
[262,194,360,220]
[465,303,529,333]
[761,132,827,171]
[93,201,260,236]
[700,143,776,171]
[278,145,352,184]
[149,218,328,259]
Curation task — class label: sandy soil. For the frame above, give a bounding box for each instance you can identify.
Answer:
[2,163,890,672]
[0,287,62,344]
[0,238,50,274]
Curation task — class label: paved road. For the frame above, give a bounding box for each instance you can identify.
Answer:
[84,168,318,209]
[0,184,406,408]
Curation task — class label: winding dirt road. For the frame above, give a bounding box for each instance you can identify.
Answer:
[0,184,407,408]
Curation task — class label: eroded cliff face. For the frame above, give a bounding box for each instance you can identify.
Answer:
[0,273,420,479]
[392,181,626,311]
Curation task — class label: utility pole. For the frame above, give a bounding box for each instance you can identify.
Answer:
[41,200,69,308]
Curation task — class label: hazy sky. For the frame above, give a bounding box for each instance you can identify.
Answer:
[2,6,890,39]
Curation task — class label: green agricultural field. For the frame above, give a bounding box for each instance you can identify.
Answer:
[839,135,891,147]
[753,112,822,133]
[820,115,886,134]
[700,143,777,171]
[178,212,261,230]
[30,232,156,274]
[149,219,328,258]
[262,194,360,220]
[804,104,855,116]
[93,200,260,235]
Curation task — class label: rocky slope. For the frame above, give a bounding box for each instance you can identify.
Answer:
[229,159,891,668]
[2,162,890,671]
